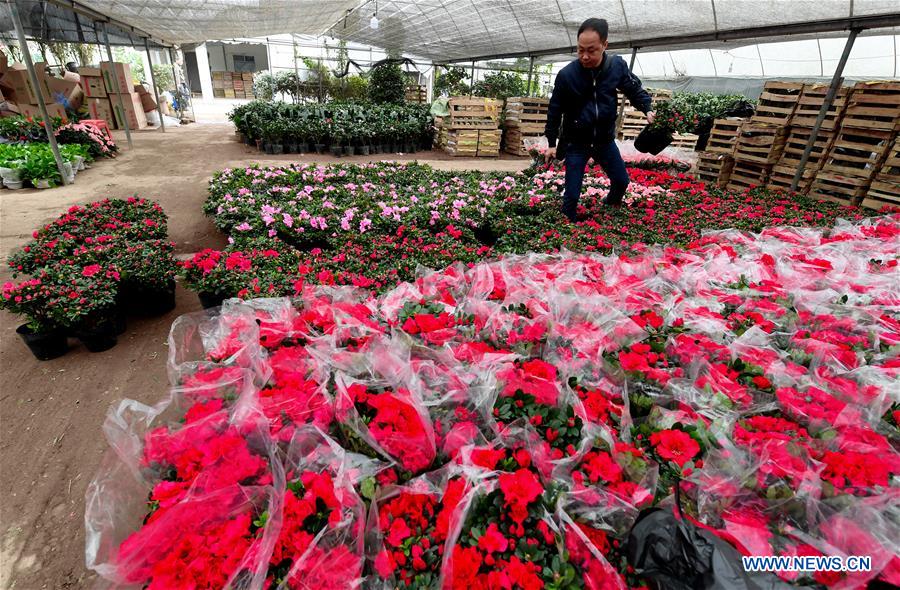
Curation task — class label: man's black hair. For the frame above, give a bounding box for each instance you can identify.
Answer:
[577,18,609,41]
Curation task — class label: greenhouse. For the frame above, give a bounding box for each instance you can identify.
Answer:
[0,1,899,589]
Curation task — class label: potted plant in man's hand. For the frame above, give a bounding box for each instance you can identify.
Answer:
[634,101,694,155]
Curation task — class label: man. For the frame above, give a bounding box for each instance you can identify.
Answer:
[544,18,655,220]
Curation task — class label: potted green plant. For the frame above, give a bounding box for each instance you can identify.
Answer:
[114,240,177,316]
[1,274,70,360]
[23,151,62,189]
[330,122,345,157]
[634,101,695,155]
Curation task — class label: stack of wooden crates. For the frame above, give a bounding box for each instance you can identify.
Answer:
[727,82,802,191]
[212,71,255,99]
[436,97,503,157]
[503,97,549,156]
[405,85,427,104]
[693,119,744,188]
[808,81,900,207]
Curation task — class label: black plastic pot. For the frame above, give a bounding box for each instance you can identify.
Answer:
[122,280,176,316]
[634,127,673,155]
[264,143,275,154]
[271,144,284,154]
[16,324,68,360]
[77,322,118,353]
[358,145,370,156]
[198,291,228,309]
[330,146,343,157]
[286,143,297,154]
[298,143,309,154]
[343,145,354,156]
[239,133,247,144]
[315,143,325,154]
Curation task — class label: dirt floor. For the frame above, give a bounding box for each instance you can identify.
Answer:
[0,122,530,589]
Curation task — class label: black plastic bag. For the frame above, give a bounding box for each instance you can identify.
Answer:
[626,486,793,590]
[722,98,756,118]
[634,126,673,155]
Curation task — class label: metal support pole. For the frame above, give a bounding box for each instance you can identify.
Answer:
[616,47,639,136]
[790,29,859,192]
[525,56,535,97]
[7,0,69,186]
[102,22,133,149]
[144,38,165,132]
[317,53,323,103]
[469,60,475,96]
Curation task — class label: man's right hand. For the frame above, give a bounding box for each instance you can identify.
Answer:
[544,146,557,162]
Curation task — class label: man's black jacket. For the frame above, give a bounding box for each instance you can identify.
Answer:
[544,54,652,148]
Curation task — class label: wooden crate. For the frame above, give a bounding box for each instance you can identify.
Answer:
[504,97,549,133]
[820,126,893,181]
[504,127,543,156]
[779,127,837,168]
[808,171,871,206]
[477,129,501,157]
[842,81,900,132]
[861,180,900,209]
[791,84,850,130]
[447,97,501,130]
[405,85,427,104]
[619,107,647,140]
[767,165,816,193]
[726,160,771,192]
[694,151,734,188]
[751,81,803,126]
[706,118,745,155]
[875,136,900,183]
[734,122,788,165]
[445,129,480,156]
[671,133,699,151]
[648,88,673,104]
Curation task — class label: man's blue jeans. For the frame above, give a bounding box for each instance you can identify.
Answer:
[562,141,630,221]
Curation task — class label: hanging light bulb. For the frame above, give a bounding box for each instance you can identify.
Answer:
[370,1,379,29]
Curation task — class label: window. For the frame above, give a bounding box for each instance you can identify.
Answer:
[232,55,256,72]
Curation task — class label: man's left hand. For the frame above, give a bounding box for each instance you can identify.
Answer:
[646,110,656,124]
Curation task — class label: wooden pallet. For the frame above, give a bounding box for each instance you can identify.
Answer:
[445,129,479,156]
[767,164,813,193]
[791,84,850,130]
[861,179,900,209]
[842,81,900,132]
[751,81,803,126]
[779,127,837,167]
[820,126,894,181]
[671,133,699,150]
[504,97,549,132]
[405,85,427,104]
[619,108,647,140]
[447,97,502,130]
[504,127,543,156]
[808,171,871,206]
[648,88,673,104]
[726,160,771,191]
[875,136,900,183]
[694,151,734,188]
[706,118,745,155]
[734,122,788,165]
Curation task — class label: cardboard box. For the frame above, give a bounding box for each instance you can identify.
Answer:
[63,71,81,83]
[86,97,115,128]
[18,102,67,121]
[0,67,51,104]
[43,76,84,110]
[137,90,156,113]
[100,62,133,94]
[111,92,148,129]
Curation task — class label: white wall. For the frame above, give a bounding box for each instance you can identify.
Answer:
[206,41,270,72]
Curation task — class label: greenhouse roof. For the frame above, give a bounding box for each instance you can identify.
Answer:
[5,1,899,61]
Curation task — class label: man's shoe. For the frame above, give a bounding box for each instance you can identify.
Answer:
[602,197,624,207]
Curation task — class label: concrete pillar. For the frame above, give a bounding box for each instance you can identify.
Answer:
[195,42,214,100]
